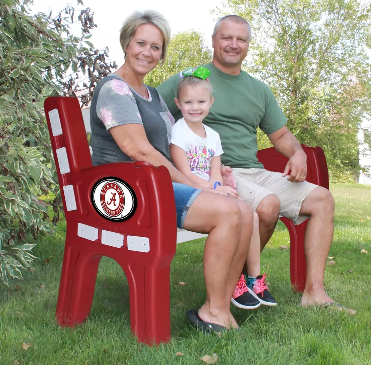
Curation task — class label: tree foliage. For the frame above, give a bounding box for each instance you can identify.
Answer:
[145,30,212,87]
[214,0,371,180]
[0,0,114,285]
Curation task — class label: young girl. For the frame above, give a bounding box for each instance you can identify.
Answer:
[170,67,277,308]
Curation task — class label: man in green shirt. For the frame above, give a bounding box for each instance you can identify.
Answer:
[158,15,355,313]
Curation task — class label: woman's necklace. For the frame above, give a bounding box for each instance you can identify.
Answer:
[123,69,148,99]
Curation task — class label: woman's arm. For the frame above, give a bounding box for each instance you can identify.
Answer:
[110,124,200,187]
[169,144,212,187]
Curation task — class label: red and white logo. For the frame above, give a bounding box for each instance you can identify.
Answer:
[100,182,125,217]
[91,178,136,221]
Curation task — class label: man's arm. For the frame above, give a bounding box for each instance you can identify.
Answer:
[268,126,307,182]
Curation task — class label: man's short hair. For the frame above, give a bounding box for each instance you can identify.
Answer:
[119,10,171,63]
[213,15,251,42]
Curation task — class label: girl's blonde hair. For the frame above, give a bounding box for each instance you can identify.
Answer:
[177,76,213,99]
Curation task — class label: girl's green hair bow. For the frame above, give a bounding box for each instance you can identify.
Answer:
[181,66,210,80]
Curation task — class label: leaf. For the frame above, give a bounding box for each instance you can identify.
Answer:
[9,68,20,78]
[5,264,23,279]
[0,94,15,103]
[23,209,35,226]
[7,14,16,30]
[327,260,335,266]
[14,252,30,268]
[200,354,218,364]
[12,244,36,251]
[85,40,94,49]
[0,176,13,184]
[29,165,41,183]
[4,192,17,200]
[361,249,368,254]
[0,263,10,286]
[22,342,31,350]
[17,149,27,158]
[2,56,11,66]
[41,87,54,97]
[279,245,288,250]
[328,256,335,260]
[176,352,185,356]
[178,282,186,285]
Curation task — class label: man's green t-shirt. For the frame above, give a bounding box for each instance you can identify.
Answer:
[157,63,287,169]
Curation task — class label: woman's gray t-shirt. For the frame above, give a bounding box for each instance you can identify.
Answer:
[90,74,175,166]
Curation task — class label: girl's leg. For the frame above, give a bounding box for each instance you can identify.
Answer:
[183,191,252,329]
[245,212,278,306]
[246,212,261,277]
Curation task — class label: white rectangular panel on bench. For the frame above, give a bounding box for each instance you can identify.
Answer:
[63,185,77,211]
[56,147,70,174]
[49,109,63,136]
[82,107,91,134]
[127,235,150,253]
[101,230,124,248]
[78,223,98,241]
[177,229,208,244]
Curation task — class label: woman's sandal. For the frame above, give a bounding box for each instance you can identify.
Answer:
[186,309,228,333]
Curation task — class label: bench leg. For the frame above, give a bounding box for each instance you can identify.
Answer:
[145,266,171,344]
[126,263,171,345]
[56,244,101,326]
[280,218,307,292]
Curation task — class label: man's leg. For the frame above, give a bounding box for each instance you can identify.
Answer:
[298,186,336,306]
[183,191,253,329]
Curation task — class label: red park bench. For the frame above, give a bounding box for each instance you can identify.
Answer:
[44,96,329,345]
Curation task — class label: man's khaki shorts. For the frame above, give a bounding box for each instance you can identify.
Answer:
[233,168,318,225]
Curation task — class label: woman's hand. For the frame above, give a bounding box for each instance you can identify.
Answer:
[215,185,239,198]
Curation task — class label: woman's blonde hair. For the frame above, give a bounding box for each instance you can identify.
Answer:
[119,10,171,63]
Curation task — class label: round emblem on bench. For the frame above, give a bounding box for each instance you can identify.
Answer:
[91,177,137,222]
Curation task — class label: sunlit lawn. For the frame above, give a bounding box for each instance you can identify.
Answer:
[1,183,370,364]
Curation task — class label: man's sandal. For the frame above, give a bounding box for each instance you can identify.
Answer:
[323,302,356,315]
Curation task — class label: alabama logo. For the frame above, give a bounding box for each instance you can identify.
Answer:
[91,177,137,222]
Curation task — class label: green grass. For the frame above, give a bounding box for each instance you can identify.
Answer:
[1,183,371,365]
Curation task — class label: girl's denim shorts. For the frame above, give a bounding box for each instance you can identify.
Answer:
[172,183,202,228]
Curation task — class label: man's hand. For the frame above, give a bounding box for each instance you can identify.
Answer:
[221,165,237,189]
[282,150,307,182]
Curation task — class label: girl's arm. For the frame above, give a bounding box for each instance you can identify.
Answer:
[209,156,239,197]
[209,155,223,186]
[169,144,212,187]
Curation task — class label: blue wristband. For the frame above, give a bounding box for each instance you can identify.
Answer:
[213,181,222,190]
